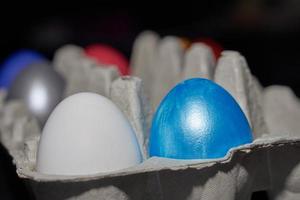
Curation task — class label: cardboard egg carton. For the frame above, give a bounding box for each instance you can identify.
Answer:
[0,31,300,200]
[53,44,119,98]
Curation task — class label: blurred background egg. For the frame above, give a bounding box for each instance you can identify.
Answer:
[84,44,130,75]
[6,61,65,126]
[0,50,45,89]
[149,78,253,159]
[36,92,142,175]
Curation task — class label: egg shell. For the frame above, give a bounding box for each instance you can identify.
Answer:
[6,61,65,126]
[36,92,142,175]
[149,78,253,159]
[0,50,45,89]
[84,44,130,75]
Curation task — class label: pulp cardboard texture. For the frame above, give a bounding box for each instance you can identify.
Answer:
[110,77,152,160]
[182,42,215,80]
[0,31,299,200]
[214,51,268,139]
[53,44,119,98]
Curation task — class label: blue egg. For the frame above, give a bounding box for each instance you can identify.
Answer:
[0,50,45,88]
[149,78,253,159]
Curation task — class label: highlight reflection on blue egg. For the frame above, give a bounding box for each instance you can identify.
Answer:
[149,78,253,159]
[0,50,45,88]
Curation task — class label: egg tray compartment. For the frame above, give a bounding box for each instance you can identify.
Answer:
[0,31,300,200]
[2,101,300,200]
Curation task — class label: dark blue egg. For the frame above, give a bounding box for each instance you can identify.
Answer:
[149,78,253,159]
[0,50,45,89]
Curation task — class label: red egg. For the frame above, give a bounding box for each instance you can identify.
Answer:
[84,44,130,75]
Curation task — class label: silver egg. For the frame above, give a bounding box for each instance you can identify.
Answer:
[7,61,65,126]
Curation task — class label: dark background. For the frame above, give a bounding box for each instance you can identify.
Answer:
[0,1,299,199]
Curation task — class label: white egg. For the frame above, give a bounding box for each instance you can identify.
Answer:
[36,92,142,175]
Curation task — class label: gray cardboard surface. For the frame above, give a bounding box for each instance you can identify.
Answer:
[110,76,152,160]
[151,36,183,109]
[214,51,268,138]
[131,31,159,99]
[263,85,300,137]
[182,43,216,80]
[214,51,252,126]
[53,45,119,97]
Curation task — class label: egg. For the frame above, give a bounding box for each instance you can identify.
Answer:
[36,92,142,175]
[84,44,130,75]
[149,78,253,159]
[6,61,65,126]
[0,50,45,89]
